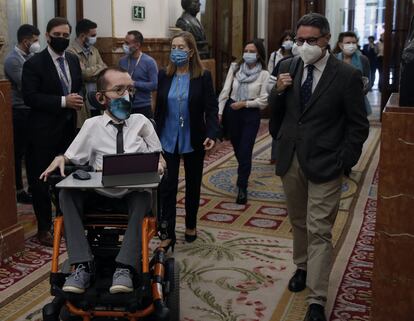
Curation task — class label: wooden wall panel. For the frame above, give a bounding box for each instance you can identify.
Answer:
[267,0,294,57]
[0,80,24,259]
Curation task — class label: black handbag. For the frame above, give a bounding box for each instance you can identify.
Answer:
[221,97,235,140]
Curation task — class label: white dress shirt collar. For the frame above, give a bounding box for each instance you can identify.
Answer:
[103,110,130,128]
[47,45,66,60]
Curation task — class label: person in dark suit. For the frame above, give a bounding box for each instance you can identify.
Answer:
[154,31,219,251]
[268,13,369,321]
[22,17,83,246]
[362,36,378,88]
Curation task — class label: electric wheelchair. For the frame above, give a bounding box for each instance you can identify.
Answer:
[41,90,178,320]
[41,165,179,321]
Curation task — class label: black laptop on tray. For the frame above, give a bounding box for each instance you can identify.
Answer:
[101,152,160,187]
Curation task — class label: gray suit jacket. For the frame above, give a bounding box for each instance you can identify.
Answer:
[269,54,369,183]
[4,47,32,109]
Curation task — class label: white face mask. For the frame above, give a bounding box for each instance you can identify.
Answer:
[343,43,357,55]
[298,42,323,64]
[87,36,97,46]
[29,41,41,54]
[282,40,294,50]
[291,43,300,56]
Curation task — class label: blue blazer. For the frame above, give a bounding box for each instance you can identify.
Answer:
[154,69,220,151]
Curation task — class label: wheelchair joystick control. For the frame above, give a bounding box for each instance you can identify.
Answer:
[158,221,169,240]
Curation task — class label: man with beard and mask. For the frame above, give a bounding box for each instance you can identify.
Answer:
[118,30,158,119]
[268,13,369,321]
[22,17,83,247]
[68,19,107,118]
[4,24,40,205]
[39,66,165,294]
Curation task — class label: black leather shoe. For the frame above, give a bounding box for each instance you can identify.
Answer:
[288,269,307,292]
[17,191,33,204]
[236,187,247,204]
[305,304,326,321]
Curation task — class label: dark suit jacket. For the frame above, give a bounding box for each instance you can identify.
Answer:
[268,55,369,183]
[154,69,219,151]
[22,48,82,149]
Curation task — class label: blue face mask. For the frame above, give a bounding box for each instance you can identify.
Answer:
[107,94,132,121]
[243,52,258,64]
[170,49,190,67]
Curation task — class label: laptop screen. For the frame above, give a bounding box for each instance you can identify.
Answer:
[102,152,160,176]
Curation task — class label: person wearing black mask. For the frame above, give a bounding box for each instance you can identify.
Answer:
[22,17,83,247]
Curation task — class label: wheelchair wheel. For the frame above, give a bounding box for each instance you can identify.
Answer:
[59,306,82,321]
[165,258,180,321]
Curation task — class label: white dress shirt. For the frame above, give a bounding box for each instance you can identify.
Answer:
[65,112,161,170]
[47,46,72,107]
[302,50,330,93]
[218,62,270,114]
[64,112,162,197]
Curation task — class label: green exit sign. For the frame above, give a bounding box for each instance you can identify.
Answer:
[132,5,145,21]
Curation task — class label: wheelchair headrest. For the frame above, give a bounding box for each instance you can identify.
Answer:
[87,91,105,110]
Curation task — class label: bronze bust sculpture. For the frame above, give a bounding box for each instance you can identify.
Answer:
[176,0,209,58]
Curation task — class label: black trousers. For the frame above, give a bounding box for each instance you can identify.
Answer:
[160,148,205,236]
[12,109,31,191]
[26,121,76,232]
[229,108,260,189]
[131,106,153,119]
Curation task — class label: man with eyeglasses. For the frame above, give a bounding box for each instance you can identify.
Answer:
[268,13,369,321]
[40,66,165,294]
[22,17,83,247]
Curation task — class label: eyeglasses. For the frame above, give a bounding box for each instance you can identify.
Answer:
[101,85,136,97]
[295,35,325,46]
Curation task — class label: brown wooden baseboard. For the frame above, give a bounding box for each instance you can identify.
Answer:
[0,223,24,260]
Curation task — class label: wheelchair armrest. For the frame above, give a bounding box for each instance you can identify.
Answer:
[47,165,94,186]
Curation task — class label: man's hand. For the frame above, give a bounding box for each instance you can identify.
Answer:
[158,155,167,175]
[230,101,246,110]
[203,138,215,150]
[39,155,66,182]
[276,73,293,93]
[65,93,84,110]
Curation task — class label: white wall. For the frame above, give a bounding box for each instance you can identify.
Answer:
[36,0,56,48]
[83,0,113,37]
[67,0,77,41]
[325,0,347,49]
[83,0,183,38]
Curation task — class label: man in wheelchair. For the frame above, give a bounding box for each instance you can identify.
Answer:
[40,66,165,295]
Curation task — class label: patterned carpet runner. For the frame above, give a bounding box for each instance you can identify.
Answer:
[0,121,380,321]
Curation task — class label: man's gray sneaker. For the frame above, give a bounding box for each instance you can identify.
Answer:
[62,264,91,294]
[109,268,133,294]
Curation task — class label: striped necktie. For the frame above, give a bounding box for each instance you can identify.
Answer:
[57,57,69,95]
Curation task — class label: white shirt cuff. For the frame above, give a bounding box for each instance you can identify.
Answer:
[61,96,66,108]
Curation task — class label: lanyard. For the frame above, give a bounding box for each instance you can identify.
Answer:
[56,59,71,92]
[127,52,142,78]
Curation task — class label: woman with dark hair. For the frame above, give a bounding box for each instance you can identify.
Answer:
[335,31,372,115]
[218,39,270,204]
[154,31,219,251]
[267,30,296,73]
